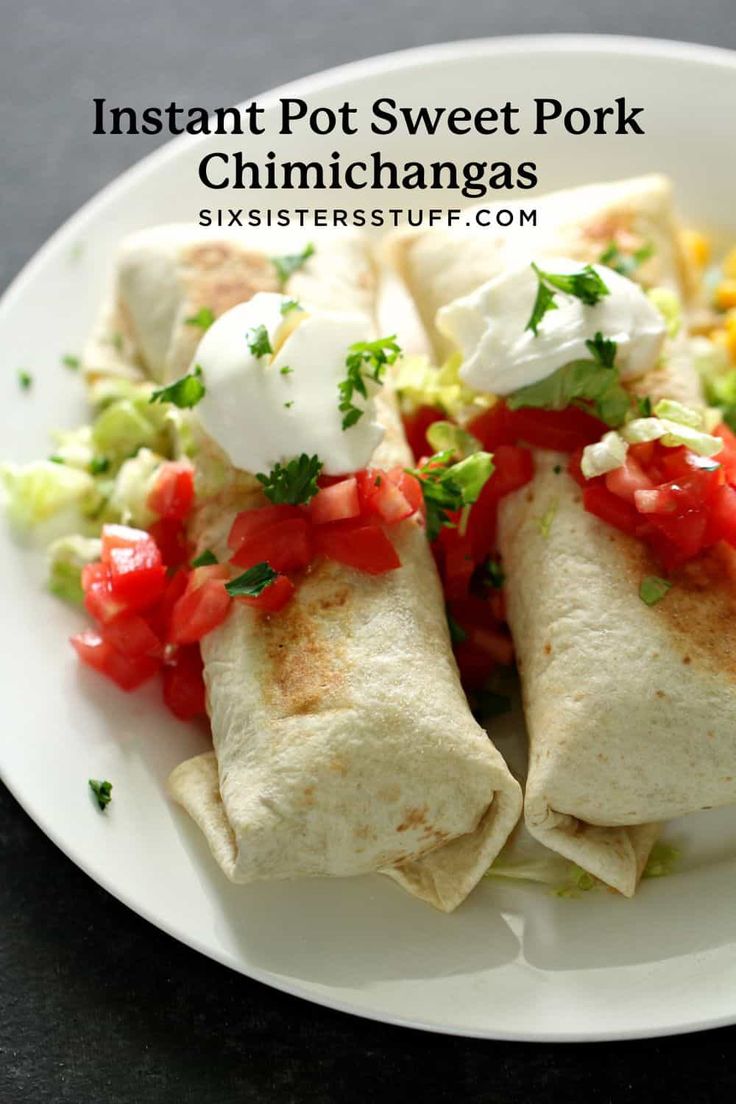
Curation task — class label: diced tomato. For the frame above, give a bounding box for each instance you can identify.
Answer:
[468,402,517,450]
[705,484,736,547]
[402,405,445,461]
[582,483,639,536]
[236,572,295,613]
[606,456,655,503]
[628,440,657,469]
[506,406,606,452]
[448,595,501,630]
[442,531,475,600]
[102,612,162,659]
[229,517,312,572]
[82,563,127,624]
[147,461,195,521]
[650,509,709,559]
[309,478,360,525]
[357,468,415,525]
[169,577,231,645]
[388,468,424,516]
[162,645,206,720]
[147,568,189,640]
[567,448,586,488]
[315,522,400,574]
[100,524,154,562]
[486,445,534,500]
[453,640,497,690]
[187,563,231,589]
[71,630,160,691]
[715,423,736,484]
[227,504,304,552]
[466,625,515,666]
[108,543,166,610]
[148,517,191,570]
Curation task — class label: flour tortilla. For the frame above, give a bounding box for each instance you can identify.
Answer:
[389,175,726,896]
[87,225,522,911]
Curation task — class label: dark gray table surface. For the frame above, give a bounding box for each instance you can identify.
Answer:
[3,4,736,1101]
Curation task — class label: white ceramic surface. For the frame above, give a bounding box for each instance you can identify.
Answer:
[2,36,736,1041]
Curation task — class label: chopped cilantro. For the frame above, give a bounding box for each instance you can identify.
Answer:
[185,307,215,331]
[89,778,112,811]
[18,371,33,390]
[191,549,218,567]
[280,298,302,315]
[61,354,80,370]
[640,575,672,606]
[447,613,467,645]
[150,365,205,409]
[271,243,315,287]
[526,262,609,335]
[89,456,110,475]
[280,365,293,376]
[599,240,654,278]
[553,464,562,474]
[246,324,272,358]
[410,450,494,541]
[284,401,294,409]
[636,395,653,417]
[484,558,505,589]
[338,335,401,429]
[256,453,322,505]
[48,455,64,465]
[535,501,557,538]
[226,562,278,598]
[585,331,617,369]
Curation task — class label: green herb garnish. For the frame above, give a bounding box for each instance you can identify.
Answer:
[484,558,505,589]
[535,501,557,539]
[411,450,494,542]
[185,307,215,331]
[636,395,653,417]
[599,241,654,278]
[89,456,110,475]
[256,453,323,505]
[18,371,33,390]
[271,243,315,287]
[226,562,278,598]
[150,365,205,409]
[585,331,617,368]
[339,335,401,429]
[89,778,112,811]
[640,575,672,606]
[280,298,302,315]
[246,324,272,358]
[526,263,610,335]
[191,549,218,568]
[61,354,80,370]
[280,365,293,376]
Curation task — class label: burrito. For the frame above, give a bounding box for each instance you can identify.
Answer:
[390,175,736,896]
[85,224,522,912]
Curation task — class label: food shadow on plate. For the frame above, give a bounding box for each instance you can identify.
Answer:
[169,807,522,987]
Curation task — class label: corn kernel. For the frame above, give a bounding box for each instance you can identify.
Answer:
[683,229,711,269]
[715,280,736,312]
[725,313,736,362]
[723,247,736,280]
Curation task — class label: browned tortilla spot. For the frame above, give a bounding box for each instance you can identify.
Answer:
[261,558,349,717]
[620,531,736,679]
[396,806,428,832]
[181,243,279,320]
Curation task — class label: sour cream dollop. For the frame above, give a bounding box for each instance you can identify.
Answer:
[194,293,385,475]
[437,258,667,395]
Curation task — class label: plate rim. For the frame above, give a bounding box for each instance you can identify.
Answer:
[3,32,736,1043]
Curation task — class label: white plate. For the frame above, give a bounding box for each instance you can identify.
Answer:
[2,35,736,1042]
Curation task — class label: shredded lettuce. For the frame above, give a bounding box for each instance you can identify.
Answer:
[47,535,102,603]
[621,416,722,456]
[108,448,164,528]
[695,336,736,432]
[652,398,703,428]
[0,461,98,530]
[581,431,629,478]
[426,420,481,459]
[641,842,680,879]
[507,358,630,427]
[647,287,682,338]
[394,353,489,418]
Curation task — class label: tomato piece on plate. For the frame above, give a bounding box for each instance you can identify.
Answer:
[229,517,312,572]
[162,644,207,720]
[148,517,191,570]
[441,531,475,600]
[387,468,424,516]
[402,405,446,461]
[168,577,231,645]
[315,522,400,574]
[100,524,154,562]
[102,612,162,659]
[358,468,414,525]
[309,478,360,525]
[108,542,166,610]
[227,505,303,552]
[606,457,655,503]
[705,484,736,547]
[650,508,709,559]
[71,629,160,691]
[583,483,639,535]
[147,461,195,521]
[235,572,295,613]
[507,406,606,452]
[466,624,515,666]
[453,640,497,690]
[147,568,190,640]
[82,562,128,624]
[714,423,736,484]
